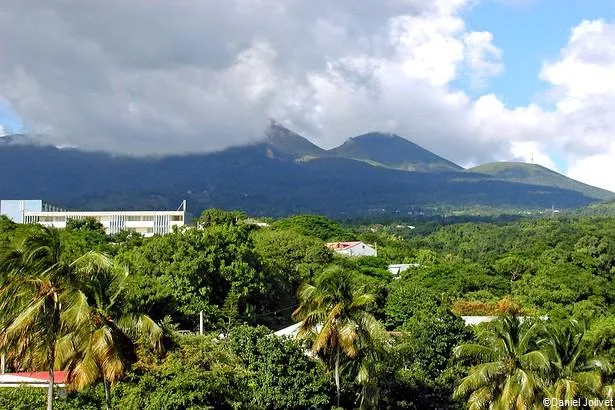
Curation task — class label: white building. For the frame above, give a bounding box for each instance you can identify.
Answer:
[0,199,188,237]
[461,315,548,326]
[325,241,377,257]
[387,263,420,276]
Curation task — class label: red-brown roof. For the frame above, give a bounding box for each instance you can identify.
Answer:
[8,371,67,384]
[325,241,362,250]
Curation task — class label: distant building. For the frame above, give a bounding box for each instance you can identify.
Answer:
[461,316,549,326]
[243,218,270,227]
[388,263,420,276]
[0,199,188,237]
[274,322,401,345]
[325,241,377,257]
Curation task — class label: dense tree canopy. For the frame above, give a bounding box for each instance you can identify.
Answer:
[1,211,615,408]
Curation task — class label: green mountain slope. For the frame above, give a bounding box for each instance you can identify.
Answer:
[264,121,325,158]
[1,126,612,217]
[328,132,462,172]
[468,162,615,201]
[572,198,615,216]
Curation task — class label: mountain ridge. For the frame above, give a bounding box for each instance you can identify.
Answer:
[0,124,613,217]
[328,132,462,172]
[467,162,613,201]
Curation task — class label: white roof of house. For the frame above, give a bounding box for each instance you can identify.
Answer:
[461,315,549,325]
[273,322,303,337]
[273,322,323,338]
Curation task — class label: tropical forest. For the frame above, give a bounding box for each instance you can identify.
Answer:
[1,210,615,409]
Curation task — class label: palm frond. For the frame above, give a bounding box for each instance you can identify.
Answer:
[454,344,497,362]
[118,314,163,351]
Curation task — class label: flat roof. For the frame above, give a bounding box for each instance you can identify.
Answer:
[25,210,184,216]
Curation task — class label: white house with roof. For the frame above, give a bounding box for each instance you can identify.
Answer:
[325,241,377,257]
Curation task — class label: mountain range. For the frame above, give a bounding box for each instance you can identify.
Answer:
[0,123,613,217]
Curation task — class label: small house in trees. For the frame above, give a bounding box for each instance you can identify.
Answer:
[325,241,377,257]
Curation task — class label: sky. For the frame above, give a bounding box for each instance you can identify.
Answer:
[1,0,615,191]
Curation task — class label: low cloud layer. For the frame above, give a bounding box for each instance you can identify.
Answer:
[0,1,614,191]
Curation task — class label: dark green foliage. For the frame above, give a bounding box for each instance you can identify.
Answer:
[115,335,247,410]
[0,388,103,410]
[468,162,613,201]
[3,203,615,409]
[571,234,615,276]
[61,217,111,259]
[273,215,351,241]
[251,228,333,327]
[574,198,615,216]
[109,230,145,255]
[198,208,247,226]
[378,307,471,409]
[583,316,615,364]
[117,224,265,329]
[512,262,612,314]
[0,388,49,410]
[2,135,613,218]
[400,262,511,302]
[227,325,333,409]
[385,282,440,329]
[328,132,461,172]
[65,217,106,233]
[0,215,17,243]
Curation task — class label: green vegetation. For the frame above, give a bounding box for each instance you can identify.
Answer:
[572,198,615,216]
[2,210,615,408]
[265,121,326,158]
[292,266,389,408]
[5,127,614,218]
[468,162,614,201]
[329,132,462,172]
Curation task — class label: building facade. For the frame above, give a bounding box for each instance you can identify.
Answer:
[0,199,187,237]
[325,241,377,257]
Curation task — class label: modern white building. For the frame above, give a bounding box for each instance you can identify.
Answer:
[0,199,188,237]
[325,241,377,257]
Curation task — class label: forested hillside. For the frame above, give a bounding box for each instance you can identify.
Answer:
[1,212,615,409]
[2,125,613,217]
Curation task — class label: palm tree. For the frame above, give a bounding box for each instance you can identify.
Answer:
[292,266,389,408]
[0,226,110,410]
[56,260,163,410]
[540,319,610,407]
[453,315,550,410]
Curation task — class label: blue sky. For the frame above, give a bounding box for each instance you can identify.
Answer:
[461,0,614,107]
[0,101,22,134]
[454,0,615,174]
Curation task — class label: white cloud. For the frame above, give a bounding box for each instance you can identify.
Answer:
[536,19,615,191]
[0,0,613,193]
[463,31,504,88]
[567,143,615,192]
[510,141,557,170]
[0,0,505,160]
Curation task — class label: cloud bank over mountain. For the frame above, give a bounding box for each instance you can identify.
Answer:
[0,0,614,190]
